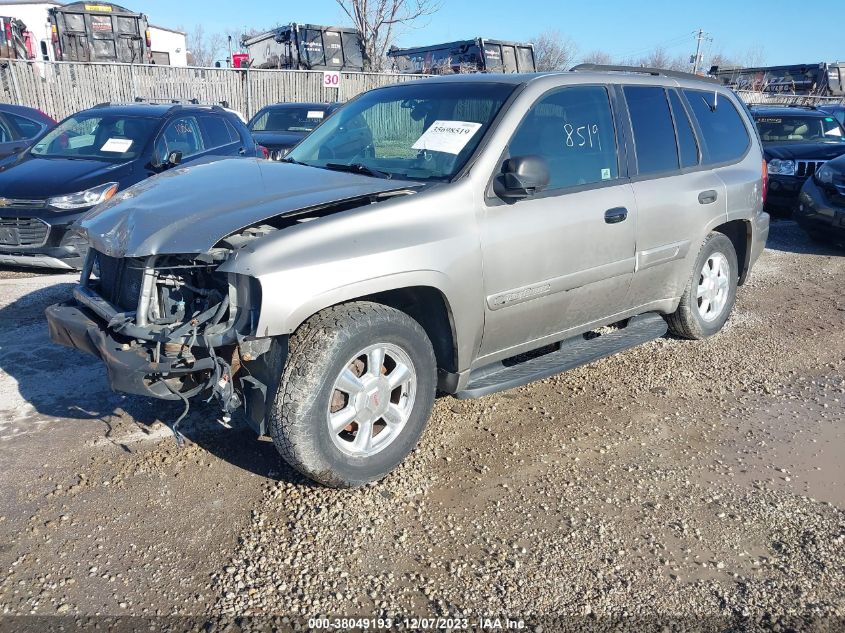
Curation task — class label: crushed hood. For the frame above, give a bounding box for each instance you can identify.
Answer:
[80,158,419,257]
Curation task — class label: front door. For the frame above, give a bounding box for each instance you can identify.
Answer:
[478,84,637,361]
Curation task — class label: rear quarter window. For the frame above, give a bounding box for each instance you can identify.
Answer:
[683,90,750,165]
[6,112,44,140]
[201,115,240,148]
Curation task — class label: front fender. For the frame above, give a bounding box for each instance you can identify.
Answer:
[219,182,484,373]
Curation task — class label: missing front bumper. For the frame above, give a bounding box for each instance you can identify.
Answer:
[46,301,214,401]
[46,299,285,435]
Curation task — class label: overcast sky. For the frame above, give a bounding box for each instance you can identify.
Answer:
[139,0,839,67]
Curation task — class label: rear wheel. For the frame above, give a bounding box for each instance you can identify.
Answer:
[268,302,436,488]
[666,232,738,340]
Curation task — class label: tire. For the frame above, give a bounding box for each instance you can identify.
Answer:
[666,232,739,340]
[269,302,437,488]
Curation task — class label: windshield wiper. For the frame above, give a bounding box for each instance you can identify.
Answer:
[324,162,392,179]
[280,157,307,166]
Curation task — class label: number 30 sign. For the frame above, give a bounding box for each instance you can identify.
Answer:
[323,71,341,88]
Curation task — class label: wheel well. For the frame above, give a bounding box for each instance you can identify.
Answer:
[714,220,751,285]
[362,286,458,373]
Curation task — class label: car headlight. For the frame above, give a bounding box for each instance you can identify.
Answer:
[48,182,119,211]
[768,159,796,176]
[815,164,835,185]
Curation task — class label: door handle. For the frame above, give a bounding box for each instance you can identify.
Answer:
[604,207,628,224]
[698,190,718,204]
[238,147,247,155]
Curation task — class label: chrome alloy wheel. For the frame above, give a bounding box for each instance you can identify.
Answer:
[697,252,730,322]
[327,343,417,457]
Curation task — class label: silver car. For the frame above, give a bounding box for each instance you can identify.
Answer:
[47,66,770,487]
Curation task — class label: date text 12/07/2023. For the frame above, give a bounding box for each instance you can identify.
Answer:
[307,616,527,630]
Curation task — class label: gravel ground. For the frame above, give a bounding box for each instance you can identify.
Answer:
[0,220,843,630]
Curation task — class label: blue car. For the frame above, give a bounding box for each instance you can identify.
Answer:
[0,101,262,270]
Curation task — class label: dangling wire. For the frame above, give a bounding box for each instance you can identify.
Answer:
[162,379,190,448]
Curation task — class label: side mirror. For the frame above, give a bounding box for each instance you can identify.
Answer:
[493,155,550,201]
[167,151,183,167]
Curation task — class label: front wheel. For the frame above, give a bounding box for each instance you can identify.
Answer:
[268,302,437,488]
[666,232,739,340]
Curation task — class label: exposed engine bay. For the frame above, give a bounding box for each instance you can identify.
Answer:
[69,247,265,441]
[47,188,418,443]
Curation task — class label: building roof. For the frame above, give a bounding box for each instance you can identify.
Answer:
[149,23,186,36]
[0,0,62,5]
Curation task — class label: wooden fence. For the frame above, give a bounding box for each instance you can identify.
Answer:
[0,60,427,120]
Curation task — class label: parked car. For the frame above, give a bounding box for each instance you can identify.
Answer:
[47,68,769,487]
[247,102,341,160]
[751,105,845,216]
[0,102,261,270]
[818,103,845,128]
[0,104,55,159]
[795,152,845,244]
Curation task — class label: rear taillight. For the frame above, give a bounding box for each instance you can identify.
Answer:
[259,145,270,159]
[145,28,151,48]
[761,159,768,206]
[51,24,58,43]
[4,21,12,45]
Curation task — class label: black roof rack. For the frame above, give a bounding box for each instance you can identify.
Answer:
[570,63,721,84]
[134,97,231,108]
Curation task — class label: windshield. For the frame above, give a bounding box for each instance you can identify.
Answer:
[755,115,845,143]
[286,82,515,181]
[31,114,158,160]
[249,107,329,133]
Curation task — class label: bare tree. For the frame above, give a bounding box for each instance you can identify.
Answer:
[634,46,688,71]
[742,44,767,68]
[581,50,614,66]
[335,0,441,71]
[708,49,740,71]
[186,25,225,67]
[532,29,578,71]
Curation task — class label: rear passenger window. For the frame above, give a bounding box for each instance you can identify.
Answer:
[683,90,750,164]
[508,85,619,191]
[668,90,699,168]
[624,86,679,175]
[202,116,239,148]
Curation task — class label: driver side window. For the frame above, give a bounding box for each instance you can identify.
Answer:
[509,86,619,191]
[154,116,205,164]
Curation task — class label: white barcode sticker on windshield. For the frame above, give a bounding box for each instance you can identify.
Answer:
[306,111,325,119]
[101,138,133,153]
[412,120,483,155]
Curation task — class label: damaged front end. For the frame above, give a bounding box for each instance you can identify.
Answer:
[46,246,281,436]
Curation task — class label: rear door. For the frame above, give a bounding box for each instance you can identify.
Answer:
[478,84,637,360]
[624,85,728,307]
[500,45,518,73]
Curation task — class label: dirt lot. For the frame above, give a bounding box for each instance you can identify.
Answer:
[0,220,843,628]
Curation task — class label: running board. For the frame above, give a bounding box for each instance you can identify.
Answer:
[456,313,667,400]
